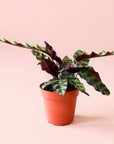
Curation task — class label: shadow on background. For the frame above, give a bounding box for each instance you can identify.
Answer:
[72,115,108,124]
[70,115,114,134]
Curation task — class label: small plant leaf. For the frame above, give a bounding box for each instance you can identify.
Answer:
[85,66,101,80]
[52,78,68,95]
[21,42,30,47]
[0,38,7,42]
[60,56,73,69]
[0,38,52,56]
[78,70,110,95]
[62,71,74,79]
[76,51,114,62]
[44,41,62,65]
[99,51,107,55]
[0,38,62,65]
[41,79,53,89]
[32,50,50,61]
[41,59,59,77]
[9,40,17,45]
[62,71,89,95]
[69,78,89,96]
[73,50,90,67]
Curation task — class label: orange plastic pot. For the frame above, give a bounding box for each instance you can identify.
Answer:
[40,85,79,126]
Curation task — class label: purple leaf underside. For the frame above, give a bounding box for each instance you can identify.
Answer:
[63,64,84,73]
[87,68,101,80]
[41,59,59,77]
[44,41,62,65]
[63,64,101,80]
[76,52,114,62]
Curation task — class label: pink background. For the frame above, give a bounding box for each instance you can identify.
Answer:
[0,0,114,143]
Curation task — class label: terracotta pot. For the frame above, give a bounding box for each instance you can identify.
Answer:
[40,85,79,126]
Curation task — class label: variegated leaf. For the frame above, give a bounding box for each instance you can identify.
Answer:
[62,71,75,79]
[60,56,73,69]
[85,66,101,80]
[32,50,50,61]
[0,38,51,56]
[78,70,110,95]
[73,50,90,67]
[44,41,62,65]
[0,38,58,58]
[0,38,63,64]
[69,78,89,96]
[76,51,114,62]
[41,80,53,89]
[62,71,89,95]
[52,78,68,95]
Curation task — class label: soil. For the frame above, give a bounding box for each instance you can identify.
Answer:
[44,83,76,92]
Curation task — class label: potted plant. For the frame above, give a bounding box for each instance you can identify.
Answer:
[0,38,114,126]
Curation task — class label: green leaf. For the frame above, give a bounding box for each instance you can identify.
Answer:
[84,66,101,80]
[78,70,110,95]
[60,56,73,69]
[111,51,114,54]
[21,42,30,47]
[73,50,90,67]
[62,71,74,79]
[99,51,107,55]
[70,78,89,96]
[0,38,52,58]
[0,38,62,65]
[62,71,89,96]
[31,44,51,55]
[41,80,53,89]
[52,78,68,95]
[32,49,50,61]
[0,38,6,42]
[44,41,62,65]
[31,44,40,49]
[9,40,17,45]
[76,51,114,63]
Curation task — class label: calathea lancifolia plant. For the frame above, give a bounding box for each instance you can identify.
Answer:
[0,38,114,96]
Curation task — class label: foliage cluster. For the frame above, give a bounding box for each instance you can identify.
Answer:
[0,38,114,95]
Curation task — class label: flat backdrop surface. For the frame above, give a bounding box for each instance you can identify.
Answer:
[0,0,114,144]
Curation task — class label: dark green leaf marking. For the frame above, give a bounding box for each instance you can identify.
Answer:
[41,79,53,89]
[60,56,73,69]
[69,77,89,96]
[0,38,53,60]
[62,71,89,95]
[73,50,90,67]
[0,38,51,55]
[76,51,114,62]
[0,38,62,64]
[32,49,50,61]
[78,70,110,95]
[52,78,68,95]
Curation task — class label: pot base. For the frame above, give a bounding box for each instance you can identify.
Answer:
[48,120,73,126]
